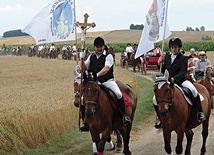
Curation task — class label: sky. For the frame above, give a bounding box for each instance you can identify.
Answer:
[0,0,213,36]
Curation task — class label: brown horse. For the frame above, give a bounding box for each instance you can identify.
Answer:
[151,70,211,155]
[198,66,214,109]
[82,72,137,155]
[130,52,140,72]
[73,67,123,153]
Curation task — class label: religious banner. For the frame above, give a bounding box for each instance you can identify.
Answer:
[135,0,171,58]
[22,0,76,44]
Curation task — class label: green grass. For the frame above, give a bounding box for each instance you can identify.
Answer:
[16,76,155,155]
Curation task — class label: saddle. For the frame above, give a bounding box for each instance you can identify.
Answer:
[99,85,131,110]
[176,84,204,106]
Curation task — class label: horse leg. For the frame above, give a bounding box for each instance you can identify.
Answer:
[200,120,209,155]
[184,129,194,155]
[163,129,173,154]
[106,135,115,150]
[120,125,132,155]
[115,130,122,152]
[90,131,100,155]
[175,128,185,155]
[97,130,111,154]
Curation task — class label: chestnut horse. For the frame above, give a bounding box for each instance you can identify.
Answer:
[73,66,123,153]
[82,72,137,155]
[151,70,211,155]
[198,66,214,109]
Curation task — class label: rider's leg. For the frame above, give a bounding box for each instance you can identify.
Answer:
[117,96,132,125]
[102,80,131,125]
[182,80,206,122]
[194,94,206,122]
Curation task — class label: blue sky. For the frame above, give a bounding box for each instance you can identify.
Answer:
[0,0,213,36]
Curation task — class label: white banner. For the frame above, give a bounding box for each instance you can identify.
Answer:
[135,0,171,58]
[22,0,76,45]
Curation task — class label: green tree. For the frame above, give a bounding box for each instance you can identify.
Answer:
[200,26,205,31]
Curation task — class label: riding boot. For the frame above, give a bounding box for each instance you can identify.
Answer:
[194,94,206,122]
[117,97,132,126]
[79,105,89,132]
[153,105,162,129]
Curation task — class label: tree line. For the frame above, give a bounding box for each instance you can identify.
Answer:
[129,24,206,32]
[3,29,29,38]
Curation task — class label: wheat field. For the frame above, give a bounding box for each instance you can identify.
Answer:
[0,55,137,152]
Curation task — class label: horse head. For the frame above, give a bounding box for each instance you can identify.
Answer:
[73,65,81,107]
[205,66,214,79]
[151,70,175,117]
[82,71,99,118]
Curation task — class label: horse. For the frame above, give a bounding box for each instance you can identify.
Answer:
[198,66,214,109]
[151,70,211,155]
[73,67,123,153]
[82,71,137,155]
[130,52,140,72]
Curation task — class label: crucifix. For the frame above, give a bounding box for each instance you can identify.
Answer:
[76,13,96,51]
[75,14,96,129]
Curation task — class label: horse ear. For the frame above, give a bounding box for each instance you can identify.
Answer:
[74,65,81,78]
[151,72,157,82]
[164,70,169,81]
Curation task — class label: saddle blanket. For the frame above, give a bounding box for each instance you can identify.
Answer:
[111,92,131,109]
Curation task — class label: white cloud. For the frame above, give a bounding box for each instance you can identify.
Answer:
[0,4,23,18]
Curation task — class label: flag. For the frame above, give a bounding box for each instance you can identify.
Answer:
[135,0,171,58]
[22,0,76,45]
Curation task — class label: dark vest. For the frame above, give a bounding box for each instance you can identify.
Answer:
[89,52,114,83]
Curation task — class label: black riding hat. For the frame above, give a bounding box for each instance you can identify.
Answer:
[169,37,182,48]
[94,37,105,47]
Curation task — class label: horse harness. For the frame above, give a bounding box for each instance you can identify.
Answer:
[154,79,173,109]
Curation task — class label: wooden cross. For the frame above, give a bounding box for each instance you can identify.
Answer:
[76,13,96,50]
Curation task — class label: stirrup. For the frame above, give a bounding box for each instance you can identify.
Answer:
[122,116,132,126]
[197,112,206,122]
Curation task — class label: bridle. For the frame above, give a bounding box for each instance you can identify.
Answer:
[154,79,173,109]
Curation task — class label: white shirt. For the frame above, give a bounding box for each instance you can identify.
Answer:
[126,46,133,53]
[85,50,114,70]
[171,54,177,64]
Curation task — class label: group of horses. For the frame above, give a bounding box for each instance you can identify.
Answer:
[73,62,214,155]
[0,47,7,55]
[30,47,60,59]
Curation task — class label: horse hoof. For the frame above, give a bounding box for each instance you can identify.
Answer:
[93,153,98,155]
[115,146,122,152]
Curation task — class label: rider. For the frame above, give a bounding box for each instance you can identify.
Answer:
[62,43,68,55]
[125,43,134,60]
[154,37,206,129]
[79,36,132,131]
[49,43,56,54]
[194,51,212,77]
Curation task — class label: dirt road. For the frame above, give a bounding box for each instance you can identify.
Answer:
[113,71,214,155]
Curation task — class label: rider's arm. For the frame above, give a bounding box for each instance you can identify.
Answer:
[97,55,114,77]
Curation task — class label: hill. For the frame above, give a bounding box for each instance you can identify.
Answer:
[0,30,214,45]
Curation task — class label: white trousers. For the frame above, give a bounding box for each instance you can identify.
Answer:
[99,79,122,99]
[153,80,198,105]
